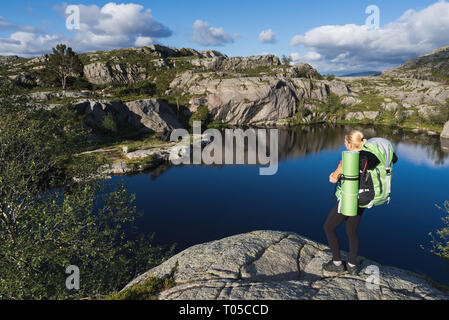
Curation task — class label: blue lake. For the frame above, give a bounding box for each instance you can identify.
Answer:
[110,125,449,285]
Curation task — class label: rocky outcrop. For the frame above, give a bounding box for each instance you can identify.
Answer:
[28,91,90,101]
[383,46,449,82]
[204,77,297,125]
[83,62,147,85]
[345,111,381,122]
[171,71,353,126]
[0,55,20,66]
[289,62,322,80]
[124,231,448,300]
[341,96,362,107]
[74,98,182,133]
[190,54,280,72]
[8,72,36,87]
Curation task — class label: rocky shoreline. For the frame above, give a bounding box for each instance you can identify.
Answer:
[123,231,449,300]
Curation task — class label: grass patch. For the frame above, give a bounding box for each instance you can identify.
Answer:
[125,154,157,171]
[105,275,176,300]
[105,263,178,300]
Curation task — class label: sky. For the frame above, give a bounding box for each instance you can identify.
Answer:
[0,0,448,74]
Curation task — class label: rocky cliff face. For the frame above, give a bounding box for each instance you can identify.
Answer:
[169,70,350,126]
[74,98,182,134]
[124,231,448,300]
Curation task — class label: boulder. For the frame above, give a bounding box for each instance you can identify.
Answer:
[125,99,182,133]
[341,96,362,107]
[124,231,449,300]
[441,138,449,153]
[324,80,352,96]
[345,111,380,121]
[381,102,399,113]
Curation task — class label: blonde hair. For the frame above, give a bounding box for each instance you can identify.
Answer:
[345,130,366,150]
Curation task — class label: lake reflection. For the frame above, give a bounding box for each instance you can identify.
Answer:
[111,125,449,285]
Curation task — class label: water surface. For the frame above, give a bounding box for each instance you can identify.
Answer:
[111,125,449,285]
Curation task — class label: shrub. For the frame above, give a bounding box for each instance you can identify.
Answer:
[429,201,449,262]
[111,80,156,98]
[0,86,174,299]
[427,107,449,126]
[189,105,210,128]
[102,114,118,134]
[281,55,292,65]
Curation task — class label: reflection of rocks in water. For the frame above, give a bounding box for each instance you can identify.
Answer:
[148,163,173,181]
[144,125,449,179]
[441,138,449,154]
[280,125,449,166]
[355,125,449,166]
[278,124,346,161]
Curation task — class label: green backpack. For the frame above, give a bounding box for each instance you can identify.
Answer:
[336,138,395,209]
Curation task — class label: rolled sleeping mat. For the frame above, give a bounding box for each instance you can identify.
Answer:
[339,151,360,217]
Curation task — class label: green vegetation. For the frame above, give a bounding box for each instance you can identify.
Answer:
[189,105,211,129]
[0,85,174,299]
[105,263,178,300]
[105,275,176,300]
[427,106,449,126]
[102,114,118,134]
[428,201,449,286]
[46,44,84,90]
[110,80,156,99]
[125,154,157,171]
[281,55,292,65]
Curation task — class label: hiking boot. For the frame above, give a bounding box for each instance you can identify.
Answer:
[322,260,346,274]
[346,263,359,276]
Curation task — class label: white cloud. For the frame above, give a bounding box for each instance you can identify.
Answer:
[290,51,323,62]
[0,32,63,56]
[259,29,276,43]
[191,20,236,46]
[290,1,449,73]
[70,3,171,51]
[0,3,172,56]
[135,36,154,47]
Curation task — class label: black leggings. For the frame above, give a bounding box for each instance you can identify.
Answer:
[323,203,365,265]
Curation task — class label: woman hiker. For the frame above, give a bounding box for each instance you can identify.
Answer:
[322,130,398,275]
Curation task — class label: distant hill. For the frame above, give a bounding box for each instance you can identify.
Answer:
[339,71,381,77]
[382,45,449,84]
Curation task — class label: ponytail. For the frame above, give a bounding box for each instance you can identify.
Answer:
[345,130,366,150]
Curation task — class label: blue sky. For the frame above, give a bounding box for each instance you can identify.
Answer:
[0,0,448,73]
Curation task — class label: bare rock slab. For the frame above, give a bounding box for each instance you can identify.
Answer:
[124,231,449,300]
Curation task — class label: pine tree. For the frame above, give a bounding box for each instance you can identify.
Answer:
[47,44,83,90]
